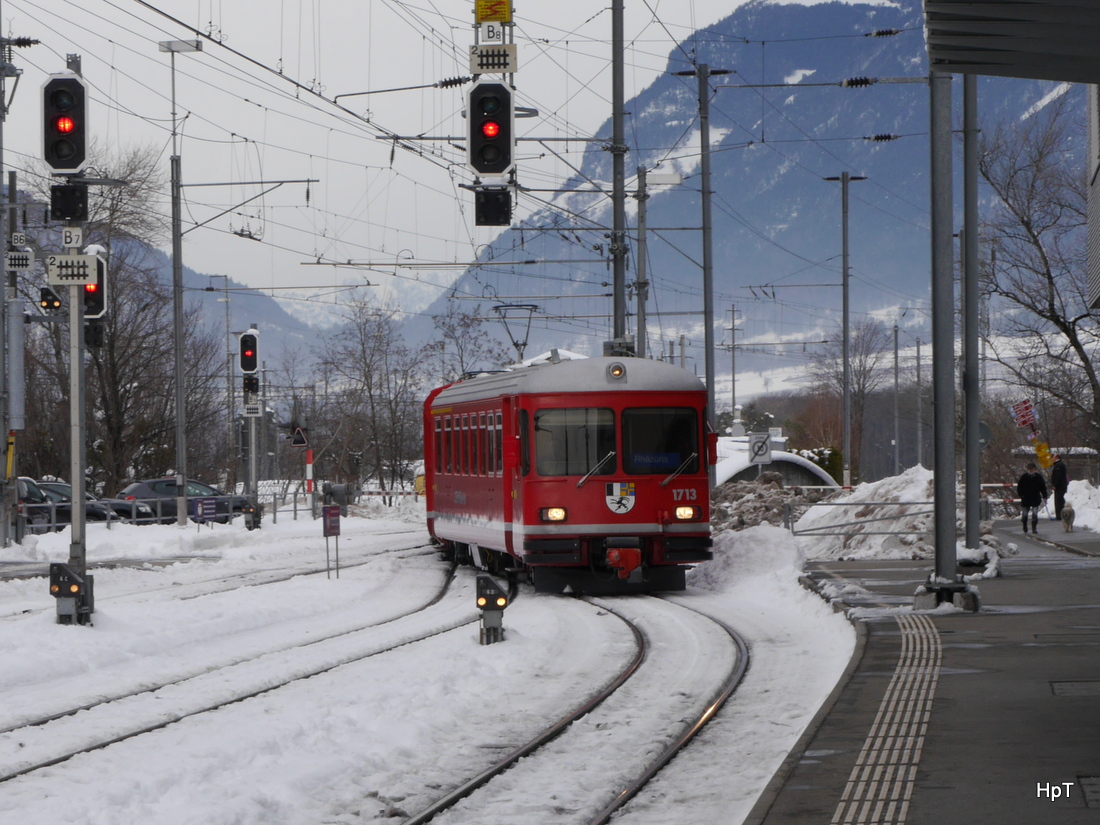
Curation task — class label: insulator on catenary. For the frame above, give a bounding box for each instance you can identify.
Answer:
[842,76,877,88]
[437,76,472,89]
[865,134,900,142]
[866,28,900,37]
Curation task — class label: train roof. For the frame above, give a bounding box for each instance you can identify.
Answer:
[429,356,706,408]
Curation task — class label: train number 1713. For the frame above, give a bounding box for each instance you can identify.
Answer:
[672,488,698,502]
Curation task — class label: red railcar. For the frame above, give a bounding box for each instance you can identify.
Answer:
[424,356,714,594]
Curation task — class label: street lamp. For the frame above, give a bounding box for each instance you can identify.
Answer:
[159,38,202,526]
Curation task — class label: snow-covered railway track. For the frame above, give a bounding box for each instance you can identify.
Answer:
[0,537,433,622]
[0,562,464,785]
[400,595,749,825]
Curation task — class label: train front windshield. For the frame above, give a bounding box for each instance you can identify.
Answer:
[532,406,699,477]
[534,408,616,476]
[623,408,699,474]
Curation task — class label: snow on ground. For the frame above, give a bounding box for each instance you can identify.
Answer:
[2,470,1096,823]
[0,496,858,824]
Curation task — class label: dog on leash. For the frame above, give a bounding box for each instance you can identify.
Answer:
[1061,504,1076,532]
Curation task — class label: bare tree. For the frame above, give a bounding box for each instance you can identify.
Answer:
[978,91,1097,450]
[427,298,511,383]
[807,318,892,479]
[313,297,428,490]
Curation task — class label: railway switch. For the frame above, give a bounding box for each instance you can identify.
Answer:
[49,562,94,625]
[476,574,508,644]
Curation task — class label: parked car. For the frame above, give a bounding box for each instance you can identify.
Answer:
[36,481,118,527]
[117,478,251,524]
[16,477,52,533]
[38,481,154,525]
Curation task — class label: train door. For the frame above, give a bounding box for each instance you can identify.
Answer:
[501,396,520,556]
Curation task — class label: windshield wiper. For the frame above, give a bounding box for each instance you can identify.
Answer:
[660,452,698,487]
[576,451,616,488]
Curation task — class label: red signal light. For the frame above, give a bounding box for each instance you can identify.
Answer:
[481,120,501,139]
[55,116,76,134]
[84,282,98,294]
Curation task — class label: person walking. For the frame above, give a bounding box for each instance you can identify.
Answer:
[1050,454,1069,520]
[1017,462,1048,533]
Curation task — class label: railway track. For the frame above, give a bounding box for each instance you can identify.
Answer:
[0,531,431,622]
[397,594,749,825]
[0,558,459,783]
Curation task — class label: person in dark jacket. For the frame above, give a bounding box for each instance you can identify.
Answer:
[1050,454,1069,520]
[1017,462,1048,533]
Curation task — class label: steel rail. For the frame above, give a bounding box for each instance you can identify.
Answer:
[0,562,460,782]
[399,601,647,825]
[585,602,750,824]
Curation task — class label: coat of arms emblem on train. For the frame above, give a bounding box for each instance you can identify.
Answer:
[605,482,636,513]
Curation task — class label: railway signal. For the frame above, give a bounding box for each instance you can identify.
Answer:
[42,74,88,174]
[476,573,508,644]
[239,329,259,373]
[82,256,107,318]
[467,80,514,176]
[49,562,94,625]
[475,188,511,226]
[39,286,62,312]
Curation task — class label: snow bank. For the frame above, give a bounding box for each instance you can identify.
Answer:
[688,524,805,591]
[791,466,1007,566]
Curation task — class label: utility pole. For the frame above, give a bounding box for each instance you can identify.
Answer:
[963,73,981,552]
[673,64,730,486]
[730,304,737,413]
[635,167,649,358]
[917,70,977,611]
[894,323,900,475]
[916,337,923,467]
[0,30,37,546]
[609,0,628,350]
[825,172,866,488]
[159,38,202,526]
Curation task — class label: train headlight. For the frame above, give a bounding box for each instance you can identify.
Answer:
[540,506,567,522]
[607,361,627,381]
[674,505,700,520]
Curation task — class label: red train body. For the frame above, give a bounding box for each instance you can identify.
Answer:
[424,356,714,594]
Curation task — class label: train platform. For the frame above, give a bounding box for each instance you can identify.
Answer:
[746,520,1100,824]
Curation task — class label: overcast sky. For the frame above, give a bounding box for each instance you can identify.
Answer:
[4,0,767,319]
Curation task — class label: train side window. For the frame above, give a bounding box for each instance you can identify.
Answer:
[495,413,503,474]
[434,419,442,473]
[479,413,488,475]
[443,418,453,474]
[460,415,469,474]
[622,407,699,474]
[487,413,496,475]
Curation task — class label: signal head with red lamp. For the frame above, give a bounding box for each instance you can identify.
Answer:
[467,81,514,176]
[42,74,88,174]
[239,329,259,374]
